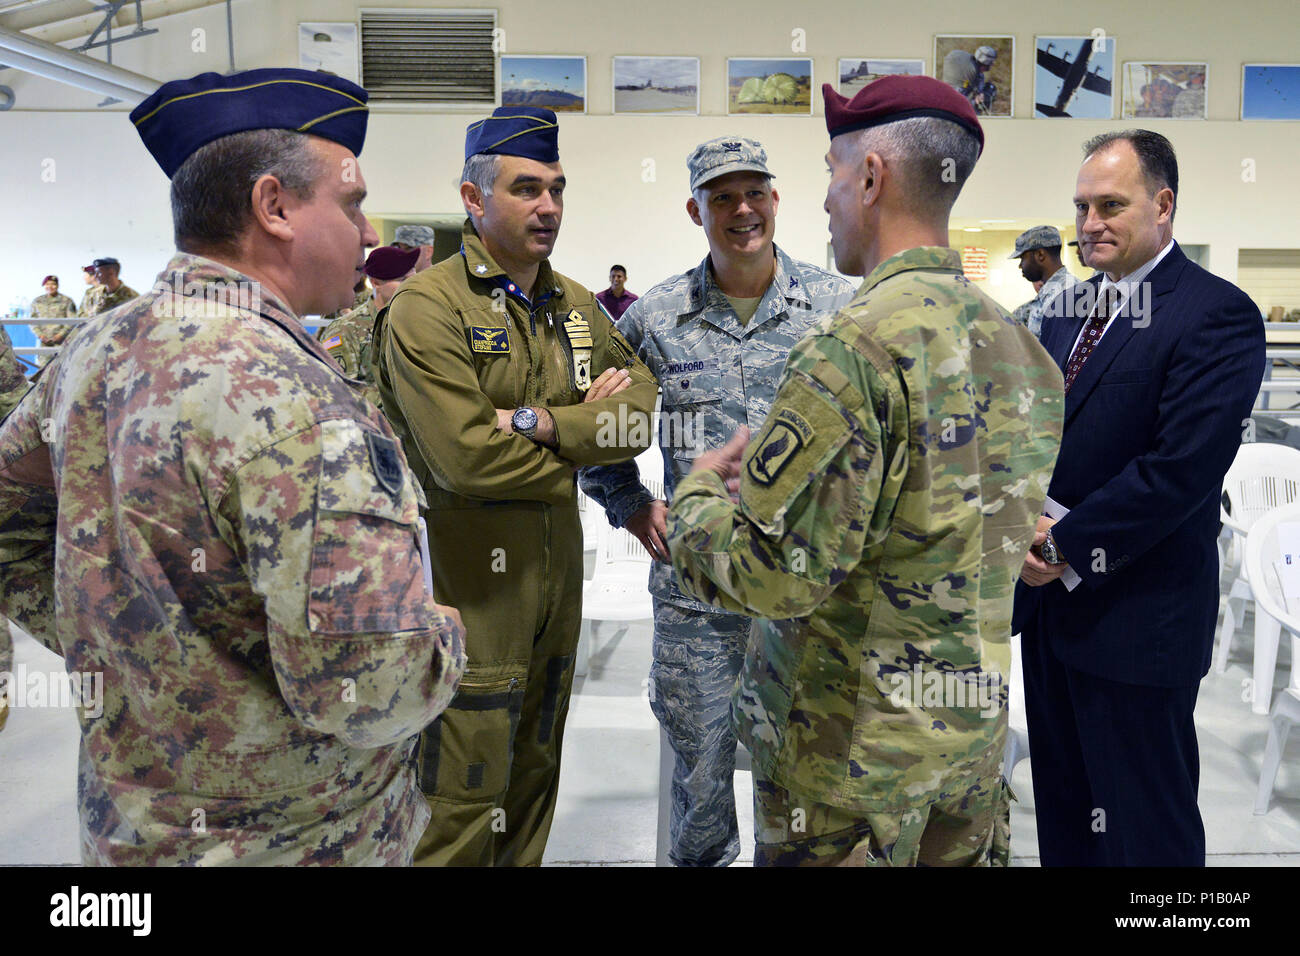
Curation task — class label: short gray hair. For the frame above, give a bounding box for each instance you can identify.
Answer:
[461,153,501,199]
[855,116,981,217]
[171,129,323,254]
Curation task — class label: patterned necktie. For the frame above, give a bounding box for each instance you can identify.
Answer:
[1063,285,1119,392]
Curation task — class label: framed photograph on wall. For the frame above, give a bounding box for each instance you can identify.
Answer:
[613,56,700,115]
[1242,64,1300,120]
[1122,63,1207,119]
[298,23,359,84]
[500,55,587,113]
[726,57,813,115]
[1033,35,1116,118]
[837,58,924,97]
[933,36,1013,117]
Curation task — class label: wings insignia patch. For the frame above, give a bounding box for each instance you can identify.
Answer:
[470,326,510,353]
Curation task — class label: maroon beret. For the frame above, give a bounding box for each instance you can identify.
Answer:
[822,75,984,155]
[364,245,419,281]
[42,275,58,285]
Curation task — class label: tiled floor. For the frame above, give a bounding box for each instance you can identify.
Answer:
[3,586,1299,866]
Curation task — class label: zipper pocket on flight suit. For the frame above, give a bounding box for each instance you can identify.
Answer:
[419,675,523,798]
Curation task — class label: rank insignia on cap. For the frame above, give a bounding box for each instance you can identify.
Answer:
[470,326,510,353]
[746,409,814,487]
[365,431,404,497]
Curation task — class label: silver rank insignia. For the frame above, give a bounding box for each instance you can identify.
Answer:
[475,264,487,274]
[563,309,593,391]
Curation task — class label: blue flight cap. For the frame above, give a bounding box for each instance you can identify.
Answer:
[464,106,559,162]
[130,68,369,179]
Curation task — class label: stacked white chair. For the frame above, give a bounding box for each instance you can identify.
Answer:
[1242,501,1300,813]
[1216,442,1300,715]
[574,478,660,677]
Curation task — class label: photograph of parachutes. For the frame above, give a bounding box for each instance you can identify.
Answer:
[726,57,813,115]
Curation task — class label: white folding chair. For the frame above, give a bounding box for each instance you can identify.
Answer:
[1242,502,1300,813]
[1216,442,1300,715]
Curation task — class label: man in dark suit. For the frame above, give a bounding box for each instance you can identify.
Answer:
[1014,130,1265,866]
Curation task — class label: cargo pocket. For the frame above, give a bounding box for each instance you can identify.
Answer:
[536,654,572,745]
[417,675,524,801]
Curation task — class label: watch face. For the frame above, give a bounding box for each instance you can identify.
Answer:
[512,407,538,432]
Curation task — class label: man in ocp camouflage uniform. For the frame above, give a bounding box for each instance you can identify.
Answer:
[0,67,465,865]
[666,76,1064,866]
[579,135,853,867]
[1010,225,1078,339]
[31,275,78,368]
[78,257,138,319]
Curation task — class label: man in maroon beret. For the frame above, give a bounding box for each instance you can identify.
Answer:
[664,74,1065,865]
[319,244,418,405]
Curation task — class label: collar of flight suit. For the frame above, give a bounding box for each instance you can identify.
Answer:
[859,246,964,297]
[459,218,565,310]
[682,244,813,339]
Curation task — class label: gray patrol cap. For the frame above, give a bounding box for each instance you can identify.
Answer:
[1010,225,1063,258]
[687,136,773,192]
[393,224,435,247]
[975,45,998,65]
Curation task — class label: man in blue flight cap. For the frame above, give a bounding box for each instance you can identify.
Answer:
[375,105,659,866]
[0,67,466,865]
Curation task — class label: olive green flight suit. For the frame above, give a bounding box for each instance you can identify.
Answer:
[376,220,658,866]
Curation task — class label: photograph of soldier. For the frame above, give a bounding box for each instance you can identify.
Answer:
[727,58,813,115]
[1122,63,1207,119]
[376,105,658,866]
[936,35,1013,116]
[1034,36,1117,119]
[838,58,924,97]
[579,135,854,867]
[0,67,466,866]
[665,75,1064,866]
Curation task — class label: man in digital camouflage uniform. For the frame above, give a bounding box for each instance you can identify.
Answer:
[1010,225,1078,339]
[29,275,77,368]
[665,75,1064,866]
[579,135,853,867]
[319,244,417,406]
[0,67,465,865]
[392,223,437,274]
[0,328,28,733]
[78,257,138,320]
[377,105,658,866]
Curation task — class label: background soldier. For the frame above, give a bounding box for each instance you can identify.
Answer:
[665,76,1064,866]
[319,244,417,406]
[377,105,658,866]
[393,224,437,273]
[77,257,138,320]
[0,328,28,734]
[1010,225,1078,338]
[579,135,853,867]
[0,67,465,865]
[31,275,77,368]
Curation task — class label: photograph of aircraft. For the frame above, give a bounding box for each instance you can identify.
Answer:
[1035,36,1116,118]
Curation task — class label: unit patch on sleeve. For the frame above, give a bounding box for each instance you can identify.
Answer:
[746,408,815,486]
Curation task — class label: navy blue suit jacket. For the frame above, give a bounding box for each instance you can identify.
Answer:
[1012,243,1265,686]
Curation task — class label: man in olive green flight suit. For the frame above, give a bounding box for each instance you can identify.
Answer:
[377,106,658,866]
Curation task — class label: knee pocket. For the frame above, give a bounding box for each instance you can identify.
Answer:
[417,675,524,801]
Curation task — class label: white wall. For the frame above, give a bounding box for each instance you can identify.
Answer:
[3,0,1299,314]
